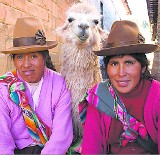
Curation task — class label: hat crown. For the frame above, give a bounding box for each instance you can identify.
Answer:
[13,17,45,38]
[107,20,143,46]
[93,20,159,56]
[1,17,58,54]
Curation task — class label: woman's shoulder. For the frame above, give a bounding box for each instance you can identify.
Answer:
[147,79,160,99]
[152,79,160,84]
[0,72,12,100]
[44,68,68,89]
[89,80,107,89]
[151,79,160,89]
[45,68,65,81]
[0,72,11,87]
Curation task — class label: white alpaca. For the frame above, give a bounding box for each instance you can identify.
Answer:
[56,2,108,140]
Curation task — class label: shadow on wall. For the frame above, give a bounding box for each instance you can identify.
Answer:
[0,54,15,76]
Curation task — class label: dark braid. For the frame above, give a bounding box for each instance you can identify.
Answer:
[11,50,56,71]
[41,50,56,71]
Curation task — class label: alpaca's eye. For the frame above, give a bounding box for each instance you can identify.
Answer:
[68,18,74,23]
[93,20,99,25]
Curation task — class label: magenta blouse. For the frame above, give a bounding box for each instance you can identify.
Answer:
[81,79,160,154]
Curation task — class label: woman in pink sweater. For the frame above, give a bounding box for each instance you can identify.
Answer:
[79,20,160,154]
[0,17,73,154]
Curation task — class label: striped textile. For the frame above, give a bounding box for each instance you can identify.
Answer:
[0,71,50,147]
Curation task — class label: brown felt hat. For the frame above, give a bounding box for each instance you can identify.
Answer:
[94,20,159,56]
[1,17,58,54]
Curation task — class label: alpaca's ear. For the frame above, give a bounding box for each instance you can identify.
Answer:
[56,21,69,36]
[97,27,109,48]
[97,27,109,41]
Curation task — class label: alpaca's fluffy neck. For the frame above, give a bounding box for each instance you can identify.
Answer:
[61,43,99,69]
[61,42,102,92]
[60,43,102,139]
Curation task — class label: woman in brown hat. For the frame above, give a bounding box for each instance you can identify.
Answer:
[0,17,73,154]
[79,20,160,154]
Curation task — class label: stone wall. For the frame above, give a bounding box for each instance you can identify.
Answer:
[0,0,80,75]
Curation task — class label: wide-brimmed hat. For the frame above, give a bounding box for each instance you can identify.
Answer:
[1,17,58,54]
[94,20,159,56]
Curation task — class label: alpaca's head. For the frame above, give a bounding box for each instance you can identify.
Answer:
[56,3,108,49]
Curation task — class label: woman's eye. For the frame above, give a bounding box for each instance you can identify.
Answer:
[32,55,37,59]
[110,62,118,66]
[126,61,133,65]
[16,55,23,59]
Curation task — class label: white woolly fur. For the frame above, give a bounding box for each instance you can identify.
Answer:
[56,2,108,139]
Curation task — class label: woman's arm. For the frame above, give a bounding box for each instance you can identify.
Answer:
[41,78,73,154]
[82,104,105,154]
[0,92,16,154]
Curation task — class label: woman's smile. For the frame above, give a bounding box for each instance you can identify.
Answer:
[23,70,34,75]
[107,55,145,94]
[14,52,45,83]
[116,80,130,87]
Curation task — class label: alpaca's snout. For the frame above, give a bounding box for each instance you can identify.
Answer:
[78,23,89,30]
[78,31,89,42]
[77,23,90,42]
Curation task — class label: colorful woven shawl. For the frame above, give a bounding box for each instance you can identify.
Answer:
[79,80,147,147]
[0,71,51,147]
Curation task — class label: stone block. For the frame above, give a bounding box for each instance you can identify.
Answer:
[5,6,22,25]
[0,4,6,21]
[28,3,49,21]
[13,0,26,11]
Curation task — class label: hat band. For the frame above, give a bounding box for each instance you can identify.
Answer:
[106,40,139,48]
[13,37,39,47]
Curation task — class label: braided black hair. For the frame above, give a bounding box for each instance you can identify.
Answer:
[40,50,56,71]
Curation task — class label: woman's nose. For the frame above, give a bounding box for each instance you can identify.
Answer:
[118,65,126,77]
[24,57,31,67]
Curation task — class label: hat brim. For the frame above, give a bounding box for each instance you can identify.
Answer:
[94,44,159,56]
[1,41,58,54]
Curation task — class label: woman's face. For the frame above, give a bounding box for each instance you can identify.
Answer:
[13,52,45,83]
[107,55,146,94]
